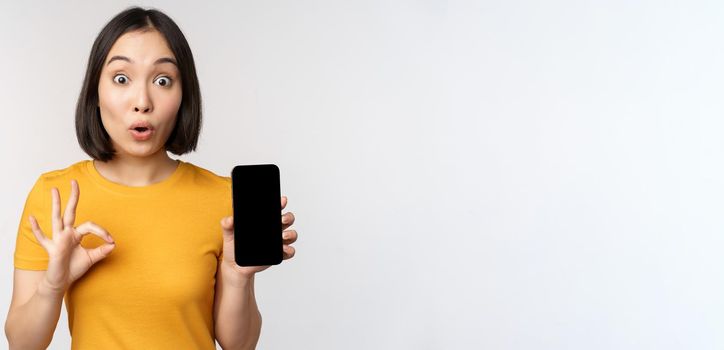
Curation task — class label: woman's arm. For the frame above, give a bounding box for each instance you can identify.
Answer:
[7,180,116,349]
[5,270,65,350]
[213,262,262,350]
[213,195,297,350]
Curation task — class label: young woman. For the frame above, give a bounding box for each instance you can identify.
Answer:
[4,7,298,349]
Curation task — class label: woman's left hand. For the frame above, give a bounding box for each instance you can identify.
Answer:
[219,196,297,279]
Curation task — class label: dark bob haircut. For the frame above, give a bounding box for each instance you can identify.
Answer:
[76,6,202,161]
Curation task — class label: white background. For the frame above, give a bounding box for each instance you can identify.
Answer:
[1,1,723,349]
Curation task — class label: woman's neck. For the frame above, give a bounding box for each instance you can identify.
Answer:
[93,152,179,187]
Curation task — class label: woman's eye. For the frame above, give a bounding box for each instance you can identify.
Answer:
[113,74,129,84]
[154,76,172,87]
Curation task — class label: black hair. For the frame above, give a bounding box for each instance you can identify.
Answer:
[75,6,202,161]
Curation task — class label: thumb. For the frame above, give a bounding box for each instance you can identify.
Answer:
[221,216,234,237]
[87,243,116,264]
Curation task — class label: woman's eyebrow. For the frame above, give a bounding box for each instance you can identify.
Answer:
[106,55,178,67]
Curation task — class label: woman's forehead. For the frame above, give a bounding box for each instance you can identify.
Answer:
[105,29,176,66]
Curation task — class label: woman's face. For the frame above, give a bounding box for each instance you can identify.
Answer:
[97,29,182,159]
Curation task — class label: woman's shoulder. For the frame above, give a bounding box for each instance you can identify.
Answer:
[23,160,90,196]
[36,160,90,182]
[181,161,231,187]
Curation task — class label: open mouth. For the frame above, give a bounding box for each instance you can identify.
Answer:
[129,121,154,140]
[130,126,154,140]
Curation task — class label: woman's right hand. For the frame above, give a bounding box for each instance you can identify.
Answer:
[28,179,116,294]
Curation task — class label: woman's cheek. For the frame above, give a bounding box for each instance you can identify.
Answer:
[155,89,182,118]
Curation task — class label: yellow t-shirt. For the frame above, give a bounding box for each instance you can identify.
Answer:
[13,159,232,349]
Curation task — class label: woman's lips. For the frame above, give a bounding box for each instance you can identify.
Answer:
[130,128,154,141]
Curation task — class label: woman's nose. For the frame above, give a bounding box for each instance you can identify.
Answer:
[133,86,152,113]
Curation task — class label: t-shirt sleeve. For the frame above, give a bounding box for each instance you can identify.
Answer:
[13,175,50,270]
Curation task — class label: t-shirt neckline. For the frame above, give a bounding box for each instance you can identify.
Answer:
[84,159,188,196]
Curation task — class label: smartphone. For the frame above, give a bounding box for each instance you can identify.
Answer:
[231,164,283,266]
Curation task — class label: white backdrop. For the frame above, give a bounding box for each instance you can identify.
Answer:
[1,1,723,349]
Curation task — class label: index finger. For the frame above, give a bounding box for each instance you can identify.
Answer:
[63,179,79,228]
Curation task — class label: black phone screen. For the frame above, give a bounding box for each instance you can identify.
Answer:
[231,164,283,266]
